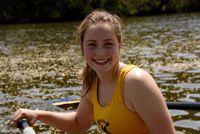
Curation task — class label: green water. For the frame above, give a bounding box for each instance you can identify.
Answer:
[0,12,200,134]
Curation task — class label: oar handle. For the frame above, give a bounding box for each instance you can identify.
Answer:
[166,102,200,110]
[17,118,36,134]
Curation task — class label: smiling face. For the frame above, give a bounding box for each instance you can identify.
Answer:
[83,23,122,75]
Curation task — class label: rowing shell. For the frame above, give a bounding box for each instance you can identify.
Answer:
[47,97,200,110]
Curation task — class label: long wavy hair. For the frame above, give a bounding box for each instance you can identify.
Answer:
[77,10,122,96]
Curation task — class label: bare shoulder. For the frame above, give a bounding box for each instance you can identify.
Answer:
[124,67,163,102]
[127,67,152,79]
[124,68,176,133]
[125,67,157,91]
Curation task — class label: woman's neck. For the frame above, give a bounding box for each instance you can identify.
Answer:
[97,62,124,85]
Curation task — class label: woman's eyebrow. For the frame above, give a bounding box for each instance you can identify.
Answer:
[104,39,115,42]
[86,38,114,42]
[86,39,96,42]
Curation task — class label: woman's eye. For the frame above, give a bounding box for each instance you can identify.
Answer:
[105,43,113,46]
[88,43,96,46]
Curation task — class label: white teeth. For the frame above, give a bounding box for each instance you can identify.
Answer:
[95,60,108,63]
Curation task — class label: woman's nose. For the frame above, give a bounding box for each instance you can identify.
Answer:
[96,47,105,56]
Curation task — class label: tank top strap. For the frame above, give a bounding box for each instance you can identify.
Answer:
[91,76,98,104]
[116,64,138,99]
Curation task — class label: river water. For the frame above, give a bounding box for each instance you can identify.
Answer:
[0,12,200,134]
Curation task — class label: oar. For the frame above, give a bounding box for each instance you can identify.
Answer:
[47,98,80,109]
[47,97,200,110]
[17,118,36,134]
[166,102,200,110]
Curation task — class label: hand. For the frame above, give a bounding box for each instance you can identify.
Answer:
[13,108,38,127]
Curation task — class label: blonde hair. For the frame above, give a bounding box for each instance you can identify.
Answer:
[77,10,122,96]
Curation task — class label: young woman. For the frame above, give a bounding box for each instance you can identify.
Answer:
[13,10,176,134]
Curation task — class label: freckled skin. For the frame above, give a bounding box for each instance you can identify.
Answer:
[83,23,121,76]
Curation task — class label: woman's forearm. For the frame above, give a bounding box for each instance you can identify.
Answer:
[37,110,82,132]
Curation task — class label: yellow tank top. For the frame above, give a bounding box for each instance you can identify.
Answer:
[91,64,151,134]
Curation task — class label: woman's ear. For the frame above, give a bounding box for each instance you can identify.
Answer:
[119,40,122,49]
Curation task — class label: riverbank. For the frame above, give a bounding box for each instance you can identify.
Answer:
[1,0,200,24]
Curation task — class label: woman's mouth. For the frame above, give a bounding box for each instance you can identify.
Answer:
[94,59,109,64]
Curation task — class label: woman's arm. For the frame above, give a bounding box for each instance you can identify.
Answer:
[125,68,176,134]
[13,93,94,133]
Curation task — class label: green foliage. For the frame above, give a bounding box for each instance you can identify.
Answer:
[0,0,200,23]
[118,0,161,15]
[160,0,200,13]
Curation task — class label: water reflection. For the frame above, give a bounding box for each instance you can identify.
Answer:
[0,12,200,133]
